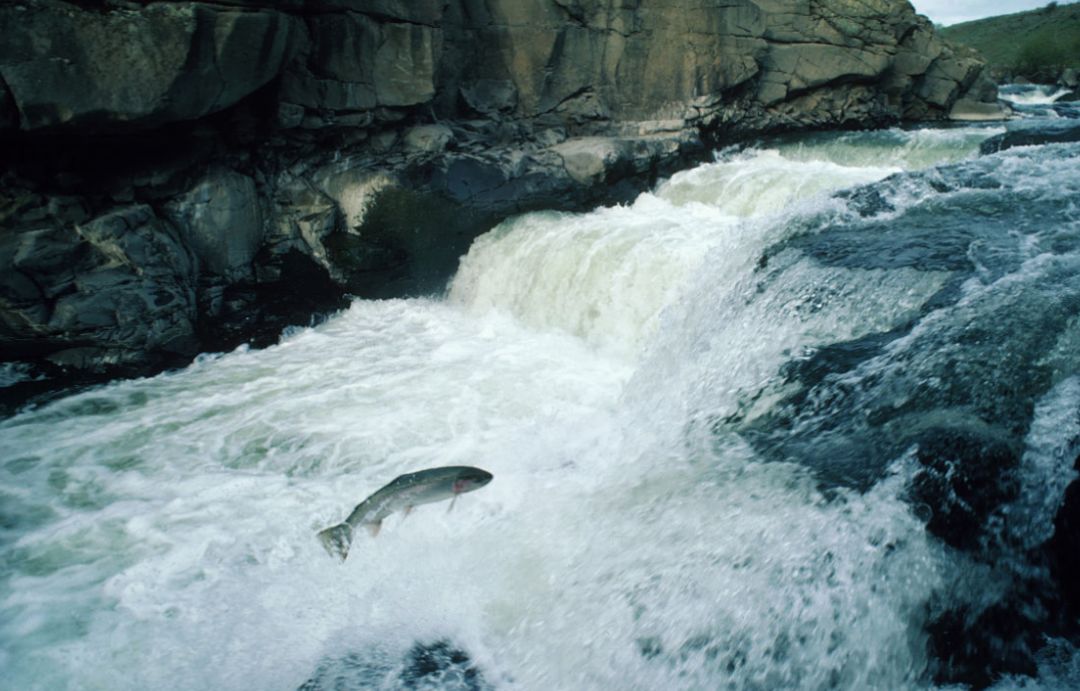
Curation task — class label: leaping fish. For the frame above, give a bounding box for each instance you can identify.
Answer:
[317,465,493,562]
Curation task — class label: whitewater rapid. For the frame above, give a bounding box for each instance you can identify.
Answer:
[4,121,1080,690]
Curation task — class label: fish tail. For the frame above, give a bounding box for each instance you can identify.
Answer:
[317,522,354,562]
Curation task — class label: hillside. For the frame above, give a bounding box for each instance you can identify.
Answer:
[941,1,1080,81]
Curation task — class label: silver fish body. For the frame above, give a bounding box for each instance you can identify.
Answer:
[317,465,493,561]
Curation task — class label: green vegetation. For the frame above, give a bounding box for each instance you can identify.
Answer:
[941,2,1080,81]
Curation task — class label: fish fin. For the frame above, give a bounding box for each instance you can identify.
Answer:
[366,520,382,537]
[317,523,354,562]
[447,495,457,513]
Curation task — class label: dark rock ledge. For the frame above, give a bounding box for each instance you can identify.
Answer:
[0,0,999,410]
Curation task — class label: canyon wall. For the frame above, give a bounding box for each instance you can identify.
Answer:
[0,0,1000,391]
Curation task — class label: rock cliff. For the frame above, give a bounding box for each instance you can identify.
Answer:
[1,0,999,401]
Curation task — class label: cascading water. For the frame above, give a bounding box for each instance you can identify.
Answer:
[3,111,1080,690]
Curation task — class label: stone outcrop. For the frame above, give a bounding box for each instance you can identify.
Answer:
[0,0,1000,402]
[0,1,302,131]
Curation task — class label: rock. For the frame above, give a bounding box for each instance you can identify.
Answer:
[980,119,1080,154]
[0,1,302,131]
[949,97,1009,121]
[310,0,444,25]
[460,80,518,116]
[0,205,198,372]
[374,23,440,107]
[0,0,995,136]
[908,427,1021,550]
[277,102,305,129]
[281,11,438,116]
[403,124,454,153]
[164,169,264,280]
[1060,67,1079,89]
[0,75,16,130]
[299,639,489,691]
[927,601,1041,688]
[0,0,1001,390]
[1047,454,1080,619]
[552,137,621,185]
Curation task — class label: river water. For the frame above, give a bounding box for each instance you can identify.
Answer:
[3,91,1080,690]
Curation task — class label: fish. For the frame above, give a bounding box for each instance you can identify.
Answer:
[317,465,493,562]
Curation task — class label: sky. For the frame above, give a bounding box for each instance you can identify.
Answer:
[910,0,1073,26]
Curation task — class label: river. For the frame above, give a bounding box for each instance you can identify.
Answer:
[2,87,1079,690]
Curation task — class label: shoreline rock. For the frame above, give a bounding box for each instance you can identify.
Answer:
[1,0,1001,409]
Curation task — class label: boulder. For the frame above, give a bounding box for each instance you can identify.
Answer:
[164,169,265,280]
[1060,67,1079,89]
[949,97,1009,121]
[980,119,1080,154]
[552,137,621,185]
[403,124,454,154]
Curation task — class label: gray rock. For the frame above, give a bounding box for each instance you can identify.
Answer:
[0,0,995,137]
[0,1,302,131]
[404,125,454,154]
[552,138,621,185]
[980,119,1080,154]
[0,205,198,371]
[277,102,305,129]
[281,11,438,116]
[374,23,439,107]
[164,169,264,280]
[460,80,518,116]
[310,0,444,24]
[1060,68,1079,89]
[949,98,1009,122]
[0,74,16,130]
[265,176,341,275]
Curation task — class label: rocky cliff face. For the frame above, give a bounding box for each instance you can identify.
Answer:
[0,0,999,402]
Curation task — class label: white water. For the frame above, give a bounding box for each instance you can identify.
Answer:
[1000,84,1074,106]
[1,126,1020,690]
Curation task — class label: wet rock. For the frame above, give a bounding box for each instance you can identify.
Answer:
[739,155,1080,492]
[401,640,487,690]
[949,98,1009,122]
[298,639,488,691]
[909,427,1021,550]
[980,119,1080,153]
[1047,454,1080,619]
[927,601,1041,688]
